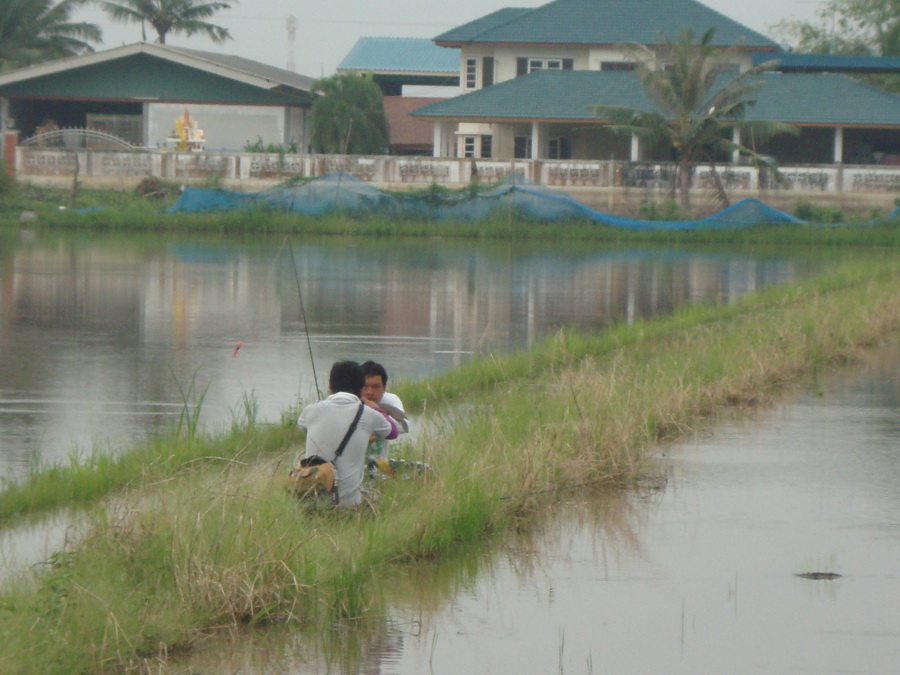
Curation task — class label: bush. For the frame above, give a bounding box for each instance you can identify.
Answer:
[0,160,16,199]
[794,200,844,224]
[640,199,682,221]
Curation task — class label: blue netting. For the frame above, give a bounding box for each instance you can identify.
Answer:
[166,171,812,229]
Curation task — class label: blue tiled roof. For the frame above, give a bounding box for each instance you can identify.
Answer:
[434,0,780,49]
[754,52,900,73]
[412,69,900,126]
[338,37,458,74]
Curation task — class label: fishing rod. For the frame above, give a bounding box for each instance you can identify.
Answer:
[284,236,322,399]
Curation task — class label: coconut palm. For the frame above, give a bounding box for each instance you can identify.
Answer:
[0,0,101,70]
[99,0,235,44]
[310,73,388,155]
[593,28,794,211]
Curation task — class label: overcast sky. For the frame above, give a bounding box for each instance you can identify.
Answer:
[76,0,829,78]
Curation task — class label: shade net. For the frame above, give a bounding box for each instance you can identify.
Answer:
[166,172,813,229]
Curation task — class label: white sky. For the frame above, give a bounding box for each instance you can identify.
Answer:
[75,0,829,78]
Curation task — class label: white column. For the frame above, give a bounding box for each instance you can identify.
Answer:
[732,127,741,164]
[432,122,445,158]
[833,126,844,164]
[630,133,640,161]
[531,121,542,159]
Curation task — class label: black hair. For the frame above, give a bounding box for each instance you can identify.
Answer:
[329,360,365,395]
[361,360,388,387]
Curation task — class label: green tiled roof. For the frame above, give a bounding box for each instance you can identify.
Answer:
[339,37,459,73]
[753,51,900,73]
[435,8,532,44]
[434,0,779,49]
[412,69,900,127]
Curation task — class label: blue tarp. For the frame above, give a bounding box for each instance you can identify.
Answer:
[166,172,812,229]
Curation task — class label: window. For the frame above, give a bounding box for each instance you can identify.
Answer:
[463,135,493,158]
[514,136,531,159]
[482,57,494,87]
[465,58,477,89]
[600,61,636,71]
[548,137,572,160]
[516,57,574,77]
[481,135,492,159]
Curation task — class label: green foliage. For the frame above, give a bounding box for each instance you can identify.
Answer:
[99,0,235,44]
[773,0,900,57]
[243,137,300,154]
[639,199,682,221]
[310,72,388,155]
[0,0,100,70]
[771,0,900,91]
[794,199,846,223]
[0,161,15,198]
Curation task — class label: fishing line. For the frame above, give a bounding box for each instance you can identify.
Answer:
[284,237,322,399]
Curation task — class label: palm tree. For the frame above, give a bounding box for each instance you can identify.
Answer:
[310,73,388,155]
[99,0,235,44]
[593,28,794,211]
[0,0,101,71]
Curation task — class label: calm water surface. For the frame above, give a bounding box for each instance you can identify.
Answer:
[172,342,900,674]
[1,231,825,479]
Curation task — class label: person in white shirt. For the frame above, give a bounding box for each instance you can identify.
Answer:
[298,361,397,506]
[361,361,408,461]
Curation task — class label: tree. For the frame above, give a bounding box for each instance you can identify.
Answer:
[592,28,794,211]
[773,0,899,56]
[0,0,101,71]
[310,73,388,155]
[99,0,235,44]
[772,0,900,91]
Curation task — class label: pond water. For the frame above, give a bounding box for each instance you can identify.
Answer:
[170,342,900,674]
[0,231,828,479]
[2,230,897,671]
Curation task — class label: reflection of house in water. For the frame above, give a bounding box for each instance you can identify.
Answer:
[2,242,802,368]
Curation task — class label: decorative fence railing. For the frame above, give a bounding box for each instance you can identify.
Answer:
[13,147,900,193]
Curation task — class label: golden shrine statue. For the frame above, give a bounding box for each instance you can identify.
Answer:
[170,108,205,151]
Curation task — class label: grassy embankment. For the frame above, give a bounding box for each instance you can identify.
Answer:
[2,183,899,247]
[0,257,898,673]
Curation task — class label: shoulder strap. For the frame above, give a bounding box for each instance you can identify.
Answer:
[329,403,365,507]
[334,403,365,459]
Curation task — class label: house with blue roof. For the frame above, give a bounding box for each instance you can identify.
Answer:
[412,0,900,167]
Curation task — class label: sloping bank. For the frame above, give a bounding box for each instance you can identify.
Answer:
[1,257,899,674]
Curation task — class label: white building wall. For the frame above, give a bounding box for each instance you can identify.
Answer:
[147,103,288,152]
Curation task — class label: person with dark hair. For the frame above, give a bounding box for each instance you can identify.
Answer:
[297,360,398,506]
[361,360,408,461]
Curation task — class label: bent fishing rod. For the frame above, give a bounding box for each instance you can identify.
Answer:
[283,236,322,400]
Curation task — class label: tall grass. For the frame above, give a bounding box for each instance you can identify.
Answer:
[3,184,898,246]
[0,259,899,673]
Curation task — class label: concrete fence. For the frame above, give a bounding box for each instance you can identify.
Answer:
[9,142,900,216]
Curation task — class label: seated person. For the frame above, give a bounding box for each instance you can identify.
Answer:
[298,360,398,506]
[361,360,408,461]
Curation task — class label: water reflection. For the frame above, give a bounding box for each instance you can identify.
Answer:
[1,232,824,478]
[168,343,900,674]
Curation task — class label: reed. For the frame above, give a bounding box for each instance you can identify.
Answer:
[3,184,898,246]
[0,259,899,673]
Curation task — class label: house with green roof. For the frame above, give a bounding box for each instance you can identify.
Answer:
[0,42,315,153]
[414,0,900,167]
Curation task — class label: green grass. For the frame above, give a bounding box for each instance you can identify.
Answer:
[2,183,899,246]
[1,258,899,673]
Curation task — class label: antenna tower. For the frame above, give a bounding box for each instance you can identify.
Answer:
[286,15,298,72]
